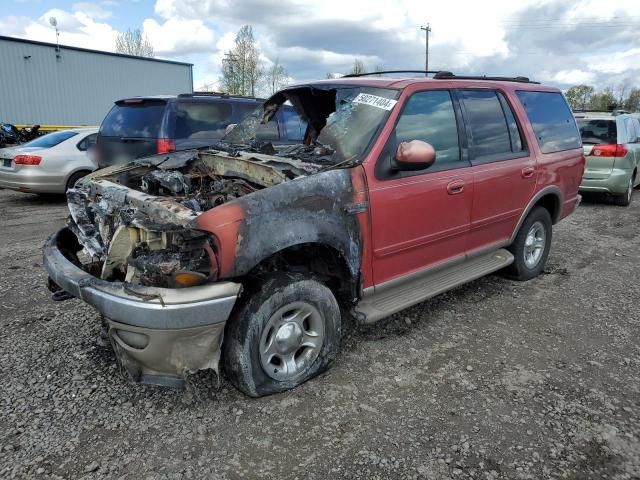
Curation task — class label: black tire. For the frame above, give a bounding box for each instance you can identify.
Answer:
[505,206,552,281]
[65,170,91,192]
[223,273,341,397]
[613,176,633,207]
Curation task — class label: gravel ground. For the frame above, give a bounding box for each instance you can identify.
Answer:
[0,187,639,480]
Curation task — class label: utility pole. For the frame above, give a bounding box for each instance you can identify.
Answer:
[420,23,431,76]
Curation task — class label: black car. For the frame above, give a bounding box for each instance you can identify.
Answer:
[96,93,306,168]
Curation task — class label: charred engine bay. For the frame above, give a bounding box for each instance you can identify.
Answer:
[66,150,325,287]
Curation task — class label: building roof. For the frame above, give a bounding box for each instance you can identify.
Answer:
[0,35,193,67]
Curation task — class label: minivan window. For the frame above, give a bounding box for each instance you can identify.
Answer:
[23,130,77,149]
[459,90,512,158]
[175,102,232,140]
[282,107,306,141]
[576,118,617,145]
[101,101,166,138]
[516,91,581,153]
[395,90,460,164]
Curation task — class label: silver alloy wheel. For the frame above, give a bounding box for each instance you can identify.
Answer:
[523,220,546,269]
[259,301,325,382]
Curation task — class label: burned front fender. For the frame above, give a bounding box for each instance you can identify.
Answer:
[195,167,365,285]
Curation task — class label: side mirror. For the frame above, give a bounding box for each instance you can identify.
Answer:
[395,140,436,170]
[224,124,237,136]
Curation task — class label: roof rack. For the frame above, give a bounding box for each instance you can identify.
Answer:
[343,70,442,78]
[180,92,264,100]
[342,70,539,83]
[573,109,629,116]
[432,71,539,84]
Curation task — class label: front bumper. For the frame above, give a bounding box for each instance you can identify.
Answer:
[44,228,242,385]
[580,168,633,195]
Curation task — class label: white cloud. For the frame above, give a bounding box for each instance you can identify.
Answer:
[73,2,113,20]
[553,69,596,84]
[142,18,215,56]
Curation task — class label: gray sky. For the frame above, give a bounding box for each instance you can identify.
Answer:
[2,0,639,92]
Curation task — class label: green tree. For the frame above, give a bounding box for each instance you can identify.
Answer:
[565,85,594,110]
[623,88,640,112]
[115,28,154,57]
[589,88,617,111]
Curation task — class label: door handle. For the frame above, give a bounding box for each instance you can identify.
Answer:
[521,166,535,178]
[446,180,465,195]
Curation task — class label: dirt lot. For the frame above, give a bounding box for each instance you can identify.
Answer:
[0,187,638,480]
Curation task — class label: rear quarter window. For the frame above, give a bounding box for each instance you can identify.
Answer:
[100,101,166,138]
[516,91,581,153]
[174,101,233,140]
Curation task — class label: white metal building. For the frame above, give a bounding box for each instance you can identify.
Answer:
[0,35,193,126]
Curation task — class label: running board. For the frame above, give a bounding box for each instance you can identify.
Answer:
[353,249,514,324]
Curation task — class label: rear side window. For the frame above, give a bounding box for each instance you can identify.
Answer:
[459,90,514,159]
[175,101,232,140]
[516,91,581,153]
[395,90,460,164]
[576,118,617,145]
[23,130,77,148]
[101,101,166,138]
[282,107,306,141]
[77,133,98,151]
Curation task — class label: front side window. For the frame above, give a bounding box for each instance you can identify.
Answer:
[459,90,513,159]
[516,91,581,153]
[394,90,460,164]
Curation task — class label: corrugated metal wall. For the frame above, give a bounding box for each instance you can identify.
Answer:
[0,37,193,125]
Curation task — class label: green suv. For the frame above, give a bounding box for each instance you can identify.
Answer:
[576,112,640,206]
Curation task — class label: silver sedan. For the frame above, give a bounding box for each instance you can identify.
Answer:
[0,127,98,194]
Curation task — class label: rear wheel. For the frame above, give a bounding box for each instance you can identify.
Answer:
[65,170,91,192]
[505,206,552,281]
[223,273,341,397]
[613,176,633,207]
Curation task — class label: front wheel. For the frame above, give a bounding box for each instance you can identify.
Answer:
[223,273,341,397]
[505,206,552,281]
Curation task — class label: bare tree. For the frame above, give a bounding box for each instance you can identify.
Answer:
[220,25,263,96]
[349,59,367,75]
[266,58,288,95]
[115,28,154,57]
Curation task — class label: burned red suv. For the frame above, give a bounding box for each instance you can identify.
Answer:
[44,72,584,397]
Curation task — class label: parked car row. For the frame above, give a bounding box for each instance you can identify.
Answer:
[0,93,306,193]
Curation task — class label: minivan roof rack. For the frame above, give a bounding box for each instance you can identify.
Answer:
[180,92,264,100]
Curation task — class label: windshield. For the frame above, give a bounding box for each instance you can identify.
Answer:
[23,130,78,149]
[224,86,400,164]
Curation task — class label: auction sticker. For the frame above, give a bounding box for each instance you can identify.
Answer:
[352,93,397,110]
